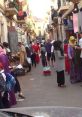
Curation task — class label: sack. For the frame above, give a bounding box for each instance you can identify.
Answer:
[6,73,16,91]
[13,68,25,76]
[0,73,6,92]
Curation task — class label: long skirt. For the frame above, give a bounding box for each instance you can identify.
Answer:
[65,56,70,74]
[70,60,80,83]
[57,70,65,85]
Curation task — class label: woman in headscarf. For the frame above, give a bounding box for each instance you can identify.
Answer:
[0,44,10,74]
[68,36,80,83]
[54,40,65,87]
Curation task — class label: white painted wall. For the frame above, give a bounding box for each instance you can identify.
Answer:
[0,14,8,43]
[0,0,8,42]
[3,16,8,42]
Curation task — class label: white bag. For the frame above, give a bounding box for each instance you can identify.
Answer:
[27,57,31,64]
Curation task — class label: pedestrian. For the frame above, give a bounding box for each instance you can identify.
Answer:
[40,43,47,67]
[45,39,52,66]
[18,42,26,66]
[25,45,32,72]
[31,42,36,67]
[51,43,55,66]
[68,36,80,83]
[75,32,82,82]
[32,41,40,64]
[54,41,65,87]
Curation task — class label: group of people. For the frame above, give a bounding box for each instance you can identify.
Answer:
[18,39,65,87]
[1,33,82,109]
[40,39,65,87]
[0,42,25,109]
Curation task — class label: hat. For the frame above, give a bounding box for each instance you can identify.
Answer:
[69,36,76,45]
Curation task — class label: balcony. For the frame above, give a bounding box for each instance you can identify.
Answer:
[58,4,70,14]
[5,1,18,17]
[16,20,25,24]
[0,3,5,14]
[70,0,80,3]
[16,11,27,24]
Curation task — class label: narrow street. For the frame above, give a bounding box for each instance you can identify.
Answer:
[14,62,82,108]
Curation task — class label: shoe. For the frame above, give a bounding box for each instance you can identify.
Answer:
[17,98,24,102]
[61,85,66,87]
[18,94,25,99]
[58,84,61,87]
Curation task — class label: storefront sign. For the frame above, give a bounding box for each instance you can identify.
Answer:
[73,13,79,33]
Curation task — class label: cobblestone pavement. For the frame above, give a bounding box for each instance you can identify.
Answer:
[13,63,82,108]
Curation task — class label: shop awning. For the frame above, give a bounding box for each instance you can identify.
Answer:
[62,4,74,19]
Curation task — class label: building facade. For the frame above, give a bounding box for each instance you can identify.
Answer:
[0,0,8,43]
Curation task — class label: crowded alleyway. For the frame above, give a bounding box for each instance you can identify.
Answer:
[14,62,82,108]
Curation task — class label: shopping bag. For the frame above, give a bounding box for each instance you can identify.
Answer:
[27,57,31,64]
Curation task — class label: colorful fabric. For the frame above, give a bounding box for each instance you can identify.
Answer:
[64,44,70,73]
[0,54,10,74]
[6,73,16,91]
[68,45,81,83]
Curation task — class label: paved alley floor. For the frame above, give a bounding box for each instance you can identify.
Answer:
[14,63,82,108]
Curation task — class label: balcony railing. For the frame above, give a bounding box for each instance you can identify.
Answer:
[16,20,26,24]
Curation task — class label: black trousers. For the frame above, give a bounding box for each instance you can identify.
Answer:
[31,53,36,67]
[27,64,31,72]
[57,70,65,85]
[42,59,47,67]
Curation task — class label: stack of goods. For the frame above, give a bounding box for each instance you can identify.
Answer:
[43,67,51,76]
[11,64,25,77]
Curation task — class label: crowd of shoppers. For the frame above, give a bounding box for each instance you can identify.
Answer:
[1,33,82,108]
[0,42,25,109]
